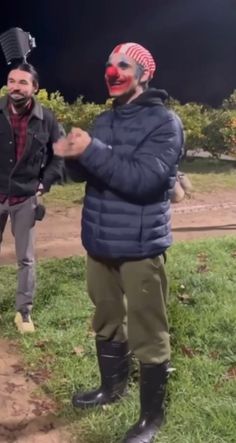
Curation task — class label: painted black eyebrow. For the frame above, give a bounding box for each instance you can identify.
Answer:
[117,61,131,68]
[105,61,131,69]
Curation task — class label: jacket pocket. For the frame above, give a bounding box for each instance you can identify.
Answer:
[33,132,49,144]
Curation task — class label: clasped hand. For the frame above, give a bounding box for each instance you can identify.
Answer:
[53,128,91,157]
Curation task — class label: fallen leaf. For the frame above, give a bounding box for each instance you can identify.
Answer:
[39,423,55,433]
[72,346,85,357]
[35,340,49,349]
[11,364,24,374]
[4,382,20,393]
[29,399,57,415]
[209,351,220,360]
[197,264,209,273]
[197,252,208,263]
[26,368,51,384]
[177,293,193,304]
[181,346,198,358]
[32,406,43,416]
[215,365,236,390]
[223,366,236,381]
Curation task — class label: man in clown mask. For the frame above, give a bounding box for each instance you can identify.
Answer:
[54,42,184,443]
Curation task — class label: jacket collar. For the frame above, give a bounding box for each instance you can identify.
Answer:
[0,95,43,120]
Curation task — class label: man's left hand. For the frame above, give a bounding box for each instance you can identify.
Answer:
[36,183,44,197]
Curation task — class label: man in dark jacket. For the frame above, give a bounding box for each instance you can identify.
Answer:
[0,63,63,333]
[54,42,183,443]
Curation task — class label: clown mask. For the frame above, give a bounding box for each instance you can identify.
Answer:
[105,53,148,102]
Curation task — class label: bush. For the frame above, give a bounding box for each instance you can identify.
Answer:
[222,90,236,110]
[36,92,112,132]
[1,84,235,158]
[0,86,110,132]
[37,91,112,132]
[64,97,111,131]
[37,89,69,123]
[202,109,236,157]
[168,98,211,154]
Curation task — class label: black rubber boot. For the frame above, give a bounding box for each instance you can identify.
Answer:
[122,361,169,443]
[72,339,130,408]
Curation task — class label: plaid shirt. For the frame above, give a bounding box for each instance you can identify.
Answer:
[0,101,32,206]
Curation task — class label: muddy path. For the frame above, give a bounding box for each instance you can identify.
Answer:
[0,339,71,443]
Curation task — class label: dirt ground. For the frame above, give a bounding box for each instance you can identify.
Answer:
[0,189,236,265]
[0,189,235,443]
[0,340,71,443]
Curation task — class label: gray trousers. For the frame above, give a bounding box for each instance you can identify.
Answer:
[0,197,36,312]
[87,254,171,364]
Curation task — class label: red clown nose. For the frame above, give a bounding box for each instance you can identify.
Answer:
[105,65,119,78]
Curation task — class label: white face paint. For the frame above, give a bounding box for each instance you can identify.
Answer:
[105,53,146,101]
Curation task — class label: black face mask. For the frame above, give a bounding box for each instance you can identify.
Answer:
[8,94,30,110]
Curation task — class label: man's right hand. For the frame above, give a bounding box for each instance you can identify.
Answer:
[53,129,92,158]
[53,137,71,157]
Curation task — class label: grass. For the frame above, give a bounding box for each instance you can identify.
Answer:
[43,158,236,208]
[181,158,236,192]
[0,237,236,442]
[43,182,85,207]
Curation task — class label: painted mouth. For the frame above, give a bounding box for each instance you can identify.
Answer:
[108,79,126,87]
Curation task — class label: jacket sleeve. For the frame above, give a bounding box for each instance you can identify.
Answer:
[41,119,65,192]
[64,159,89,183]
[78,114,183,202]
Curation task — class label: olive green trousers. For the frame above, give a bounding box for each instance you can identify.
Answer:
[87,254,171,364]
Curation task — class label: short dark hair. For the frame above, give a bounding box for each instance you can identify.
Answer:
[8,62,39,88]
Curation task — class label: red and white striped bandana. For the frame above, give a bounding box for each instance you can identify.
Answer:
[110,42,156,79]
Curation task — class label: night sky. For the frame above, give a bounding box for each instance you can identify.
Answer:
[1,0,236,106]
